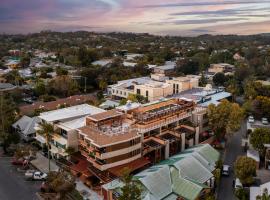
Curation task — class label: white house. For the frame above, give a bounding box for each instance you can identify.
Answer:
[12,116,41,142]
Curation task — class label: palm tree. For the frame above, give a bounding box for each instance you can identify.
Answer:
[37,122,54,171]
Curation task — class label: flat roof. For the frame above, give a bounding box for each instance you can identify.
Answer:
[135,98,191,113]
[87,109,123,122]
[78,126,140,147]
[58,116,87,131]
[39,104,105,122]
[117,102,141,111]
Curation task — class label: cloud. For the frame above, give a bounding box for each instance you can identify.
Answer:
[141,0,270,8]
[0,0,270,35]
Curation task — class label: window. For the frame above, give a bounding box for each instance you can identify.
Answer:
[60,129,67,138]
[146,90,149,97]
[137,89,141,95]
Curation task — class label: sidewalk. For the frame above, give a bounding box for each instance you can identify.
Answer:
[31,152,59,173]
[76,179,103,200]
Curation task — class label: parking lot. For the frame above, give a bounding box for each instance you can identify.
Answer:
[0,156,40,200]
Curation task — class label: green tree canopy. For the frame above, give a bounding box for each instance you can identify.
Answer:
[213,72,227,86]
[234,156,257,185]
[250,128,270,156]
[207,100,244,138]
[46,170,76,199]
[0,93,19,153]
[118,168,142,200]
[48,75,79,97]
[56,67,68,76]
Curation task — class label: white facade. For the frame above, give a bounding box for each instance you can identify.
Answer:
[35,104,105,158]
[109,75,200,102]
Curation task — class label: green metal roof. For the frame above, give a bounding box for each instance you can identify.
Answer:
[171,167,203,200]
[197,144,220,164]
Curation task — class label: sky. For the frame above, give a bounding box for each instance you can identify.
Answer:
[1,0,270,36]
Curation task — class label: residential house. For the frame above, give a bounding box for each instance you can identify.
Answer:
[208,63,235,76]
[5,59,20,69]
[250,182,270,200]
[153,61,176,76]
[12,116,41,142]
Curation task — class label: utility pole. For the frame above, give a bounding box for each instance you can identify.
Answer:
[84,76,87,93]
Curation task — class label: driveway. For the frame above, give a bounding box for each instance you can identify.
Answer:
[0,156,40,200]
[218,122,246,200]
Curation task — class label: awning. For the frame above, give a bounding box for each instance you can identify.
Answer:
[35,135,46,144]
[109,157,151,177]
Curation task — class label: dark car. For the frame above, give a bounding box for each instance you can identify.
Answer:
[11,158,28,166]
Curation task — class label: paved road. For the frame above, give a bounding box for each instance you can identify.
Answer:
[0,156,40,200]
[218,122,246,200]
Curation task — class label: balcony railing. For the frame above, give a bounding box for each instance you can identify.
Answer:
[136,112,192,133]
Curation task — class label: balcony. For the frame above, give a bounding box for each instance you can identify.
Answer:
[136,112,192,133]
[96,143,142,160]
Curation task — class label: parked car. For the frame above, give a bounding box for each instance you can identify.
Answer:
[262,118,269,125]
[32,172,47,180]
[222,165,230,176]
[22,98,34,104]
[248,116,255,123]
[234,178,243,189]
[25,170,36,179]
[11,158,28,166]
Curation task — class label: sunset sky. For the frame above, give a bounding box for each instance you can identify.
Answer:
[1,0,270,35]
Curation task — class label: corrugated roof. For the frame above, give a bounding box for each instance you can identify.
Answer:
[106,144,219,200]
[174,156,213,184]
[139,165,172,200]
[196,144,220,164]
[12,116,40,136]
[39,104,105,122]
[171,167,203,200]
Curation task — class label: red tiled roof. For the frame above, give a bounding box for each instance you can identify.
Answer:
[19,94,95,115]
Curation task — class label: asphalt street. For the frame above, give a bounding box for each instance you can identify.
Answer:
[217,122,246,200]
[0,155,40,200]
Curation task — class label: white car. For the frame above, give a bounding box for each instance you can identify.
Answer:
[32,172,47,180]
[25,170,36,179]
[234,178,243,189]
[248,116,255,123]
[262,118,269,125]
[222,165,230,176]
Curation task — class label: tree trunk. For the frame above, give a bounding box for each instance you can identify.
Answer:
[47,137,51,172]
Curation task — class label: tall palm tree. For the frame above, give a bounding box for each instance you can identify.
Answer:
[37,122,54,171]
